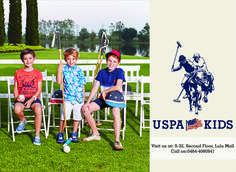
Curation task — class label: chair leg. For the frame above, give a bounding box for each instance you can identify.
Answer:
[10,110,15,142]
[121,109,125,140]
[97,111,100,123]
[52,105,55,127]
[82,116,84,128]
[135,100,138,116]
[8,106,10,132]
[42,108,47,138]
[78,121,81,138]
[140,104,143,137]
[47,104,51,137]
[142,106,145,129]
[105,108,108,121]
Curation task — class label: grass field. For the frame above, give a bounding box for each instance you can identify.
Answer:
[0,49,149,60]
[0,49,150,172]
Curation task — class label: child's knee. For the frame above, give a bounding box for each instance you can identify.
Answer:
[33,106,42,116]
[14,104,23,114]
[82,106,90,115]
[14,107,22,114]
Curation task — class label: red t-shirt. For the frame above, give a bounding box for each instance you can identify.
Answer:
[14,68,43,98]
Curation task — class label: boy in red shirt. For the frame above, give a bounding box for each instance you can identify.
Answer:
[14,48,43,145]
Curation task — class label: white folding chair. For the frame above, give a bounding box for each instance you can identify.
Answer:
[139,75,150,137]
[7,78,47,142]
[119,65,141,117]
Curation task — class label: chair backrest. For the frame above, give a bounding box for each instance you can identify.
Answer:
[79,65,96,83]
[41,70,48,97]
[119,65,140,83]
[49,74,57,97]
[140,75,150,99]
[7,78,14,105]
[119,65,140,93]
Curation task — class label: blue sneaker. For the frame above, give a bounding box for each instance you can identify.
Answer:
[33,135,41,145]
[56,133,64,144]
[71,132,79,143]
[16,120,27,133]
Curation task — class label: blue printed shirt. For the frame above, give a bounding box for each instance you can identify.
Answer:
[63,64,86,104]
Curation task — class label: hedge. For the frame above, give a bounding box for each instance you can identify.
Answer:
[0,43,44,52]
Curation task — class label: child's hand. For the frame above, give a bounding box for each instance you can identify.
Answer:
[24,98,33,108]
[101,91,107,100]
[16,96,25,102]
[58,61,63,71]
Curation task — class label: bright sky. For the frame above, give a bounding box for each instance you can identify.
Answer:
[3,0,149,33]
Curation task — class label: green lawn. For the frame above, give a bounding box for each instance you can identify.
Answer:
[0,48,149,60]
[0,49,150,172]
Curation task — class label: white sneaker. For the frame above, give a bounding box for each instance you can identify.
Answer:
[82,134,101,141]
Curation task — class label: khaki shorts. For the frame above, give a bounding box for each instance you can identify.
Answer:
[61,101,83,121]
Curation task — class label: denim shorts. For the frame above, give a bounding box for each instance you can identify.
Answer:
[14,97,41,109]
[93,98,111,110]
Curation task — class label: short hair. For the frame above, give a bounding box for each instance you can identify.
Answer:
[20,48,36,61]
[106,55,120,63]
[63,48,79,61]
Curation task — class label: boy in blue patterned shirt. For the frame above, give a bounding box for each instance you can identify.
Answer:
[82,50,126,150]
[56,48,86,143]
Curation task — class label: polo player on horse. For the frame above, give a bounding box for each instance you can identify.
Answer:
[192,53,214,103]
[172,53,215,113]
[171,55,199,111]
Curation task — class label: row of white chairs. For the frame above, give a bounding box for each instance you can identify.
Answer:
[5,65,150,141]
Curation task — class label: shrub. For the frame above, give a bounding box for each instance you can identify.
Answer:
[0,43,44,52]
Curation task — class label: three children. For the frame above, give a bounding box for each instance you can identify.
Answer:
[14,48,125,150]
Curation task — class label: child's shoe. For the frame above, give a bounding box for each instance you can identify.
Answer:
[56,133,64,144]
[33,135,41,145]
[16,120,27,133]
[71,132,79,143]
[114,141,123,150]
[82,134,101,141]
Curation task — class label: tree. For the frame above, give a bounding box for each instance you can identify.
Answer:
[8,0,22,45]
[115,21,124,41]
[90,32,96,41]
[121,28,137,42]
[38,19,75,41]
[38,19,48,41]
[108,22,115,36]
[60,19,75,41]
[79,28,89,41]
[137,23,150,42]
[25,0,39,45]
[0,0,5,46]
